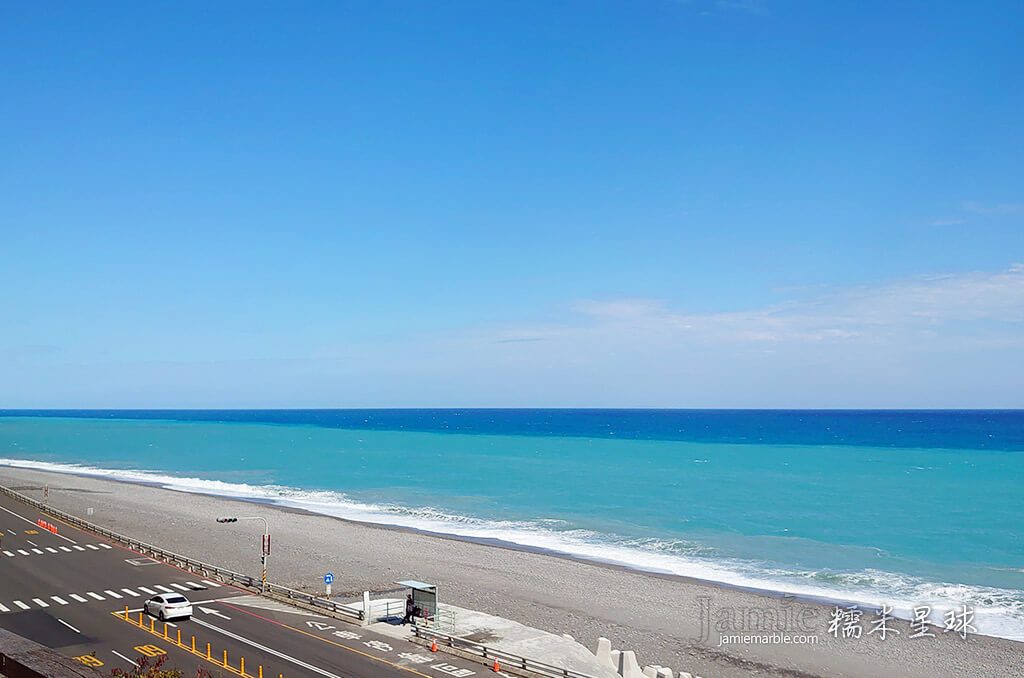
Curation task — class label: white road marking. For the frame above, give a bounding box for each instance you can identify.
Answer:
[171,583,190,591]
[0,603,9,612]
[100,543,112,549]
[197,606,231,620]
[190,618,345,678]
[26,540,38,547]
[185,582,205,589]
[59,546,72,552]
[17,549,29,555]
[111,650,138,666]
[154,585,174,593]
[72,545,85,551]
[45,547,58,553]
[32,598,49,608]
[86,544,100,550]
[104,590,123,599]
[138,587,157,595]
[2,551,13,557]
[51,596,69,605]
[31,548,44,554]
[121,588,140,597]
[13,600,30,610]
[69,594,88,603]
[86,592,105,600]
[201,580,221,588]
[58,618,81,633]
[0,504,76,543]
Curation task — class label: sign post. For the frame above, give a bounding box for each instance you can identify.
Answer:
[324,572,334,597]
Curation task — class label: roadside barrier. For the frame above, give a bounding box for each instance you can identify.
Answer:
[413,626,601,678]
[114,607,280,678]
[0,484,363,624]
[35,518,58,534]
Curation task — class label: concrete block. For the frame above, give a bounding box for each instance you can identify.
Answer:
[657,669,674,678]
[595,637,614,668]
[610,649,621,671]
[562,633,575,642]
[642,667,658,677]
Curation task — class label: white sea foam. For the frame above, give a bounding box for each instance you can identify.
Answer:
[3,456,1023,641]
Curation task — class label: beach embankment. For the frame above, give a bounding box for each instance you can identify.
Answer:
[1,466,1021,678]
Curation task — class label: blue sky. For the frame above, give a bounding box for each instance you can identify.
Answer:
[1,1,1022,407]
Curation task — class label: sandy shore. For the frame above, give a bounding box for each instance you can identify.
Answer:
[1,466,1021,678]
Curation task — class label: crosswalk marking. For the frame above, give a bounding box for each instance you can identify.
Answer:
[31,548,44,554]
[201,580,221,588]
[13,601,29,610]
[51,596,69,605]
[171,583,190,591]
[104,590,123,599]
[1,582,226,615]
[100,543,112,549]
[185,582,204,589]
[86,592,105,601]
[17,549,29,555]
[0,603,8,612]
[32,598,48,608]
[2,551,13,557]
[121,588,140,597]
[154,585,174,593]
[71,545,85,551]
[69,594,88,602]
[86,545,100,550]
[45,547,58,553]
[59,546,72,552]
[138,587,157,595]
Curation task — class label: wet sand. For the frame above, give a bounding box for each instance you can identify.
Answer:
[1,465,1021,677]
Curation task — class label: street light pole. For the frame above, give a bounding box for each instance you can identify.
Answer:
[216,516,270,593]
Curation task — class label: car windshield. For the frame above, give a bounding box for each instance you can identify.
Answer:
[166,596,188,604]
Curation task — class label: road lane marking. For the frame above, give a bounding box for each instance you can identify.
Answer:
[58,618,81,633]
[154,585,174,593]
[32,598,49,608]
[0,504,76,543]
[104,590,123,599]
[86,592,105,600]
[45,547,57,553]
[26,540,38,546]
[59,546,72,552]
[70,594,88,602]
[13,601,30,610]
[111,650,138,666]
[51,596,70,605]
[171,584,190,591]
[122,588,140,596]
[0,603,9,612]
[138,587,157,595]
[190,617,345,678]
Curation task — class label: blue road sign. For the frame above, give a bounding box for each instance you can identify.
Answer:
[324,572,334,585]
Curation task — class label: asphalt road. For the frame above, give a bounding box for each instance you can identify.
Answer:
[0,490,485,678]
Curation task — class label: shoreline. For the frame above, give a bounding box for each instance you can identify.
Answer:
[1,464,1021,678]
[1,455,1019,639]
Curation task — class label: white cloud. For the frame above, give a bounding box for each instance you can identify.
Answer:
[961,201,1024,216]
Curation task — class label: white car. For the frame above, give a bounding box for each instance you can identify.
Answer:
[144,593,193,621]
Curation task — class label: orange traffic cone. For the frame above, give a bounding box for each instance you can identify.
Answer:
[430,639,438,653]
[492,658,501,672]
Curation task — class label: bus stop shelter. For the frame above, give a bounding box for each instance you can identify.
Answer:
[395,580,437,622]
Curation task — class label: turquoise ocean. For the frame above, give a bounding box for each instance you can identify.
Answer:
[1,410,1022,640]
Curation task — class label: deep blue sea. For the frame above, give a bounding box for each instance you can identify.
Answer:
[1,410,1022,640]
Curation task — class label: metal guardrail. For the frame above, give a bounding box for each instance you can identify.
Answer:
[413,626,601,678]
[0,484,363,624]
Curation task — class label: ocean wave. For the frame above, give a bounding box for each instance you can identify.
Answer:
[3,456,1023,641]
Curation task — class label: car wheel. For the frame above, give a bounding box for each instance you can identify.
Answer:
[159,610,165,621]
